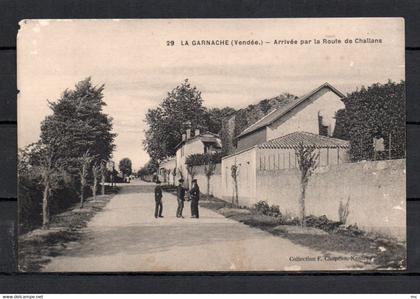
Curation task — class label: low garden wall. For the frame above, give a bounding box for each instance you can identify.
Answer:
[255,159,406,240]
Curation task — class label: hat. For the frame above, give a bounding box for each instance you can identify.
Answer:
[178,178,184,182]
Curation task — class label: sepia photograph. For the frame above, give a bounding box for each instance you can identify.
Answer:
[17,18,405,272]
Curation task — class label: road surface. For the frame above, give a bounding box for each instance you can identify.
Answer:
[43,180,369,271]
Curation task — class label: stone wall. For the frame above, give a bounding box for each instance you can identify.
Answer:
[255,159,406,240]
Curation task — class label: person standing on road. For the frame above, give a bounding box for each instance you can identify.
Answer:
[154,180,163,218]
[189,179,200,218]
[176,178,186,218]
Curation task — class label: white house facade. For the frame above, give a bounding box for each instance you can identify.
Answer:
[221,82,350,205]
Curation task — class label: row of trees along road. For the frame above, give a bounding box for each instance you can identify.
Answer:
[18,78,116,231]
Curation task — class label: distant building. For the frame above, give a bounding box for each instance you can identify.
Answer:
[158,156,176,184]
[158,128,222,185]
[175,128,221,185]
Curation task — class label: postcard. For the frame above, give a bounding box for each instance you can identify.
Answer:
[17,18,405,271]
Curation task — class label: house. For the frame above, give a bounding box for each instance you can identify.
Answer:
[158,156,176,184]
[236,82,346,151]
[221,83,349,206]
[157,127,222,185]
[175,128,222,185]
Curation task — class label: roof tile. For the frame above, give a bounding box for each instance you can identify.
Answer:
[257,132,349,149]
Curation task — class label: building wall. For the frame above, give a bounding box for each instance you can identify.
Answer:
[176,139,205,184]
[236,127,267,151]
[193,164,222,199]
[255,159,406,240]
[221,147,257,206]
[267,89,345,141]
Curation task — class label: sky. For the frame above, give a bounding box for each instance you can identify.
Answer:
[17,18,404,171]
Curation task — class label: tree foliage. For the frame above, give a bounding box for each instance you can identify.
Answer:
[40,77,116,169]
[184,152,223,167]
[137,159,159,177]
[337,80,405,161]
[144,79,208,161]
[119,158,133,178]
[143,79,235,161]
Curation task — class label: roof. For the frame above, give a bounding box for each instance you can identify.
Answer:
[238,83,345,138]
[175,132,221,150]
[257,132,349,149]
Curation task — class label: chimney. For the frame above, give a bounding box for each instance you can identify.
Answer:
[182,133,186,141]
[195,128,200,136]
[186,128,191,140]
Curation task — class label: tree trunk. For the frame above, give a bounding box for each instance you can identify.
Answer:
[42,181,50,229]
[93,175,97,201]
[101,170,105,195]
[234,179,239,206]
[299,184,307,227]
[80,169,86,208]
[80,182,85,208]
[207,176,210,198]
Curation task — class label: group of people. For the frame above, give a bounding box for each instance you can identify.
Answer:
[154,178,200,219]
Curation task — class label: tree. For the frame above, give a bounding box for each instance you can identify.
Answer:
[186,164,197,189]
[231,163,239,206]
[20,141,63,229]
[144,79,210,161]
[119,158,132,179]
[40,77,116,174]
[138,159,159,178]
[206,107,236,135]
[91,163,101,200]
[204,157,217,199]
[295,143,319,227]
[338,80,405,161]
[101,162,106,195]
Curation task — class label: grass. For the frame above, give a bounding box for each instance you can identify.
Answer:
[201,196,407,270]
[18,193,115,272]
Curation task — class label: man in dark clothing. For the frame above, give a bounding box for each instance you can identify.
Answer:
[176,179,186,218]
[189,179,200,218]
[154,180,163,218]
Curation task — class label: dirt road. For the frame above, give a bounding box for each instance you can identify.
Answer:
[43,180,369,271]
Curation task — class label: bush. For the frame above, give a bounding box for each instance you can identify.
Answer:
[185,152,223,167]
[304,215,341,233]
[269,205,281,217]
[254,201,270,215]
[18,173,80,234]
